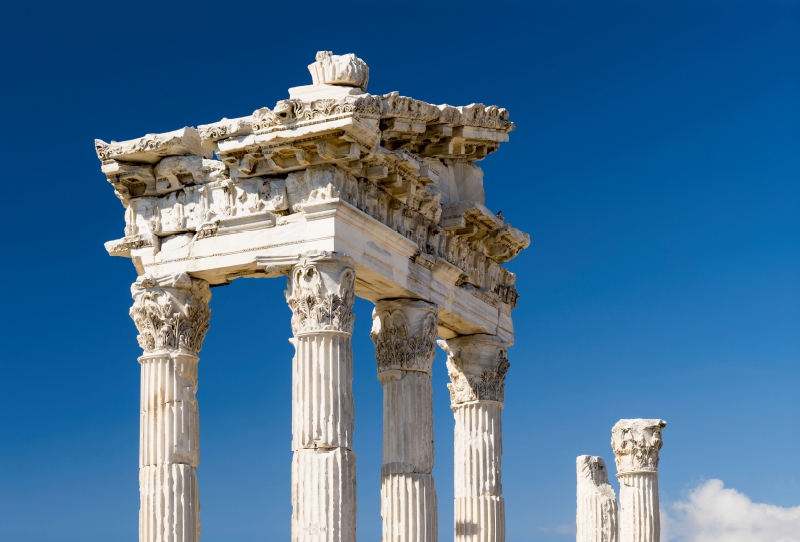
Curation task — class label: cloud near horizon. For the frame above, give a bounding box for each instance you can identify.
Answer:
[662,479,800,542]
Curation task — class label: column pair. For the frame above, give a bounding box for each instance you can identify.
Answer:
[372,308,510,542]
[576,419,667,542]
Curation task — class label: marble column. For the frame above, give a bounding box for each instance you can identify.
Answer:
[285,252,357,542]
[371,299,439,542]
[612,419,667,542]
[576,455,618,542]
[130,273,212,542]
[438,335,509,542]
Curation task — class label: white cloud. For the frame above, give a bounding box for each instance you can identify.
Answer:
[662,479,800,542]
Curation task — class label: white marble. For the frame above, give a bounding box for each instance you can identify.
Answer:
[440,335,509,542]
[372,299,439,541]
[97,50,529,542]
[576,455,618,542]
[130,273,211,542]
[286,252,357,542]
[612,419,667,542]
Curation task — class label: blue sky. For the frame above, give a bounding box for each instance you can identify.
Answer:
[0,1,797,541]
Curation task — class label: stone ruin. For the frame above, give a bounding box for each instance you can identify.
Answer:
[577,419,667,542]
[95,50,529,542]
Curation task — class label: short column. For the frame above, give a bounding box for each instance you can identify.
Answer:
[130,273,212,542]
[285,252,357,542]
[612,419,667,542]
[439,335,509,542]
[576,455,618,542]
[371,299,439,542]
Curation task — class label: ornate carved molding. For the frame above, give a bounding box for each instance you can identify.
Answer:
[611,419,667,474]
[130,273,211,355]
[439,335,509,406]
[285,251,356,335]
[371,299,438,375]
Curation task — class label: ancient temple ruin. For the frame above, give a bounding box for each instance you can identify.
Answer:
[96,51,529,542]
[577,419,667,542]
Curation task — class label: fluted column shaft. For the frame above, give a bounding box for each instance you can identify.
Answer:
[286,252,357,542]
[617,473,658,542]
[612,419,667,542]
[130,273,211,542]
[372,299,439,542]
[576,455,618,542]
[439,335,510,542]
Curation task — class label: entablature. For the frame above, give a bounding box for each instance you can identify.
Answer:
[95,51,529,340]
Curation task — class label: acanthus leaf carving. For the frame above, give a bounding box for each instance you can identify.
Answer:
[371,300,438,375]
[611,419,667,474]
[130,273,211,355]
[440,335,509,406]
[285,253,356,335]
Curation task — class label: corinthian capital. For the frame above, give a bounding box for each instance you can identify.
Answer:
[371,299,438,376]
[285,251,356,335]
[611,419,667,474]
[438,334,509,406]
[130,273,211,355]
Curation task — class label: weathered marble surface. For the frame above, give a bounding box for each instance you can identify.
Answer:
[577,455,618,542]
[612,419,667,542]
[96,51,528,344]
[372,299,439,542]
[440,335,509,542]
[98,51,528,542]
[130,273,211,542]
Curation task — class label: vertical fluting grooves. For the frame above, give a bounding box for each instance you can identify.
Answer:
[291,329,356,542]
[139,464,200,542]
[577,491,618,542]
[292,447,357,542]
[453,403,504,542]
[381,473,438,542]
[139,355,200,542]
[453,403,502,498]
[453,496,505,542]
[618,473,659,542]
[576,457,618,542]
[381,371,435,472]
[293,332,354,451]
[379,371,437,542]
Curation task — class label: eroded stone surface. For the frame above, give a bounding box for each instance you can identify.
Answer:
[612,419,667,542]
[97,50,528,344]
[577,455,618,542]
[99,51,528,542]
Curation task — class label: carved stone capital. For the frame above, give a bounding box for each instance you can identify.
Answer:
[611,419,667,474]
[438,334,509,406]
[285,251,356,335]
[130,273,211,356]
[371,299,438,376]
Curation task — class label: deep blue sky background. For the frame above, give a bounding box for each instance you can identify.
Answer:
[1,1,798,541]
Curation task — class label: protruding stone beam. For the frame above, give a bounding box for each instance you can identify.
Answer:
[577,456,618,542]
[612,419,667,542]
[438,335,510,542]
[285,251,357,542]
[372,299,440,542]
[130,273,212,542]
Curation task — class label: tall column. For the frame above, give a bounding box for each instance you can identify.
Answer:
[576,455,618,542]
[371,299,439,542]
[611,419,667,542]
[130,273,212,542]
[438,335,509,542]
[285,251,357,542]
